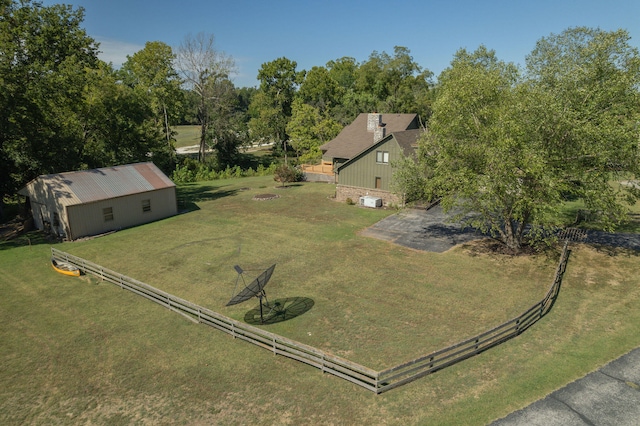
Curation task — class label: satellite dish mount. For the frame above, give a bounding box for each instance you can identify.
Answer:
[227,264,278,324]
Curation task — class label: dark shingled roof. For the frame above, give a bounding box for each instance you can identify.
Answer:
[393,129,423,157]
[336,129,423,172]
[320,113,420,161]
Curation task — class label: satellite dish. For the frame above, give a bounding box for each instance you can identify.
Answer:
[226,264,277,323]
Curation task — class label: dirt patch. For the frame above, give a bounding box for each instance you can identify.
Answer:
[252,194,279,201]
[460,238,540,256]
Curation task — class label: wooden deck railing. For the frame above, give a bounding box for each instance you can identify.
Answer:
[301,163,334,175]
[52,241,569,394]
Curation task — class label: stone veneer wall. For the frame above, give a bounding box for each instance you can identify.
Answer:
[335,184,403,207]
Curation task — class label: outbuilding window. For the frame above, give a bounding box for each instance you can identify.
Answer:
[142,199,151,213]
[103,207,114,222]
[376,150,389,164]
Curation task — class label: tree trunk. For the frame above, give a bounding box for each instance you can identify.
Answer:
[163,104,170,143]
[503,219,522,253]
[199,122,207,162]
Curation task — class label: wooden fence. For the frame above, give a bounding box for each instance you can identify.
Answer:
[51,241,569,394]
[301,163,334,175]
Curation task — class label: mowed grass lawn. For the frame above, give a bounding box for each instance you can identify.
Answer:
[2,175,640,425]
[174,124,200,149]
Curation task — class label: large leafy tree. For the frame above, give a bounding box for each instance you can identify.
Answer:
[286,98,341,162]
[120,41,183,146]
[205,77,245,169]
[297,65,343,114]
[176,32,235,162]
[524,27,640,230]
[248,57,299,156]
[80,63,170,170]
[0,0,99,214]
[414,29,640,253]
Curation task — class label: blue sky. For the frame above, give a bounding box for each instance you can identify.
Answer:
[41,0,640,88]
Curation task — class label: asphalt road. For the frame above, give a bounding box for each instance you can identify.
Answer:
[362,206,640,425]
[492,348,640,426]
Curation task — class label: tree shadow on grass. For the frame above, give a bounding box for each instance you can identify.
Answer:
[176,184,239,212]
[243,296,315,325]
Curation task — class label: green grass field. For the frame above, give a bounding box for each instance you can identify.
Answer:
[174,125,201,149]
[2,176,640,425]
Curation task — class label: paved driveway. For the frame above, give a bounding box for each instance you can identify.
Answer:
[359,205,485,252]
[492,347,640,426]
[361,206,640,253]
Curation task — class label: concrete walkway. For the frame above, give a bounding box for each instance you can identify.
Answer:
[362,207,640,425]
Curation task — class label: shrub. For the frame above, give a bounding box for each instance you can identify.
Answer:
[273,164,301,187]
[171,160,277,183]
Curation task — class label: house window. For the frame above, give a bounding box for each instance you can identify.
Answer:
[376,150,389,164]
[142,199,151,213]
[53,212,60,227]
[375,177,382,189]
[103,207,114,222]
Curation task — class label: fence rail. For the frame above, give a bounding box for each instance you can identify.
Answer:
[51,241,569,394]
[51,248,379,392]
[375,240,569,392]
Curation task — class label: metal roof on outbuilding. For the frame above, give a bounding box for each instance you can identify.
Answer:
[19,162,175,206]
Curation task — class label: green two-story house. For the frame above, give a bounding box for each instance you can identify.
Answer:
[334,128,422,206]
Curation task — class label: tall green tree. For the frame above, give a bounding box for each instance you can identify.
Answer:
[297,66,343,114]
[248,57,299,156]
[0,0,99,214]
[420,46,532,251]
[524,27,640,230]
[81,63,170,170]
[413,29,640,253]
[120,41,183,146]
[206,77,245,169]
[176,32,235,162]
[286,98,341,163]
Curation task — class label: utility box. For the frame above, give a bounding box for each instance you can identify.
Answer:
[359,196,382,208]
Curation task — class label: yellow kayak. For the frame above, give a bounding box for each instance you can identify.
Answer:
[51,258,81,277]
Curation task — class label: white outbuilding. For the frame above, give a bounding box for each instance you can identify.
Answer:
[19,162,177,240]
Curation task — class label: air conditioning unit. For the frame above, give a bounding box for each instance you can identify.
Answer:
[359,196,382,208]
